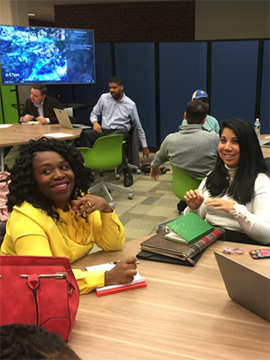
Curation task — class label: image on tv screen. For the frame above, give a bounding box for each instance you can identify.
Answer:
[0,25,95,85]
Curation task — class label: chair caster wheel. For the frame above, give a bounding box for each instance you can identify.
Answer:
[115,174,120,180]
[135,169,141,174]
[128,193,134,200]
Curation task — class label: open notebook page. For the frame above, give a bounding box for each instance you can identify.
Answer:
[86,263,145,292]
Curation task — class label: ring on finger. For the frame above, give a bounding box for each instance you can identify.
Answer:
[87,201,92,208]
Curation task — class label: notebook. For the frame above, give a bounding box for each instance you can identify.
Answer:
[54,108,92,130]
[215,252,270,322]
[165,213,214,244]
[85,263,147,296]
[140,228,224,266]
[137,248,205,266]
[21,121,40,125]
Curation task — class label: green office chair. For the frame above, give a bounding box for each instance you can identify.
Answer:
[156,164,202,232]
[77,134,134,208]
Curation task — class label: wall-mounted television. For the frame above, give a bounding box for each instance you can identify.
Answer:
[0,25,95,85]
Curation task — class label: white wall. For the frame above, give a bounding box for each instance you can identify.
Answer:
[0,0,29,26]
[195,0,269,40]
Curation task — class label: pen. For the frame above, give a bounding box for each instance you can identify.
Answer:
[27,114,36,120]
[111,261,140,265]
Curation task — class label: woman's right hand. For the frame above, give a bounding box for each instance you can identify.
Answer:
[105,257,138,286]
[184,189,204,210]
[71,194,113,216]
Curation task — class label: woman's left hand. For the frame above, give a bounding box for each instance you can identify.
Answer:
[71,194,113,217]
[204,198,235,214]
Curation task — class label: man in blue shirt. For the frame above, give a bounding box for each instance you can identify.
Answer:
[79,77,149,187]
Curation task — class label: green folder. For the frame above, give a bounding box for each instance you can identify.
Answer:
[165,213,214,244]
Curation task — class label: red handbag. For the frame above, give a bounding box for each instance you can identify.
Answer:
[0,256,80,341]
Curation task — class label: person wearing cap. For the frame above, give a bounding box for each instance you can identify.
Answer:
[182,90,220,134]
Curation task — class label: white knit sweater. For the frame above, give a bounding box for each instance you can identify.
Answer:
[184,170,270,245]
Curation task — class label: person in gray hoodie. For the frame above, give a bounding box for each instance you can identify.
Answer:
[151,100,219,212]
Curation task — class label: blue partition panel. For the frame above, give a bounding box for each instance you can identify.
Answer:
[74,42,112,124]
[114,42,156,147]
[211,41,259,126]
[159,42,208,141]
[260,40,270,134]
[58,85,74,103]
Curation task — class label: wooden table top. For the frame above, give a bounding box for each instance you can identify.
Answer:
[261,134,270,158]
[0,123,82,147]
[69,237,270,360]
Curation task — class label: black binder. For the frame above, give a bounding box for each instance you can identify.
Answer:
[137,249,204,266]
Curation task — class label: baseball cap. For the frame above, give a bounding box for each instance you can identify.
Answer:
[191,90,209,100]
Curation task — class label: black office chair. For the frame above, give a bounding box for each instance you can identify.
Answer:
[0,172,9,246]
[0,221,7,246]
[114,125,141,179]
[265,157,270,171]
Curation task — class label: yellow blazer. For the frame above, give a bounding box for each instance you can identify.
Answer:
[1,202,125,294]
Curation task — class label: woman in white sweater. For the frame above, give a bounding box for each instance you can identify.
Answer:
[184,118,270,245]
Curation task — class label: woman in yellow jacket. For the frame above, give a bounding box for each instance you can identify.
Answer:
[1,137,137,294]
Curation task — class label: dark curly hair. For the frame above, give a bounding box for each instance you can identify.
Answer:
[0,324,81,359]
[7,138,93,220]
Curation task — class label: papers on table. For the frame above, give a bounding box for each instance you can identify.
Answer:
[86,262,147,296]
[21,121,40,125]
[0,124,12,128]
[43,132,71,138]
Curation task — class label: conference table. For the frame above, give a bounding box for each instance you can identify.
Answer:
[70,237,270,360]
[0,123,82,171]
[261,134,270,158]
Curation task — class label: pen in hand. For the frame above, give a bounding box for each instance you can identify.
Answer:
[111,261,140,265]
[27,114,37,120]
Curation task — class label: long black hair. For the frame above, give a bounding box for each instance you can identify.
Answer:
[7,138,93,220]
[205,118,269,204]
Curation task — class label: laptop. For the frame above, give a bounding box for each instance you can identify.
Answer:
[215,252,270,322]
[54,108,91,130]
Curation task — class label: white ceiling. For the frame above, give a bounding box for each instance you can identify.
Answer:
[26,0,181,22]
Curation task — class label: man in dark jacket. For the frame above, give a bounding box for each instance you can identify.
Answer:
[20,83,63,124]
